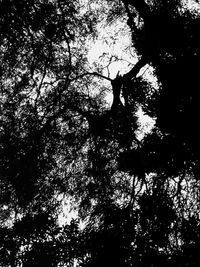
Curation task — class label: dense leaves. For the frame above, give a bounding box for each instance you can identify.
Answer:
[1,0,200,266]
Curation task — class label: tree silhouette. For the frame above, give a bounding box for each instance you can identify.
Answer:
[1,0,200,266]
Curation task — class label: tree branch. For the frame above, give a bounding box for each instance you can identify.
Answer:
[122,56,148,81]
[70,72,113,83]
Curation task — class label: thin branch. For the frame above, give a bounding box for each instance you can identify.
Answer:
[57,0,72,81]
[70,72,113,83]
[34,44,52,109]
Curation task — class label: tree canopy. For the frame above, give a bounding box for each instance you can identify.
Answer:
[1,0,200,266]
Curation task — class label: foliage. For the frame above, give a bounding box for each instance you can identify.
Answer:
[1,0,200,266]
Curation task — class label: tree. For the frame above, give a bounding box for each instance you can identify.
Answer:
[78,1,200,266]
[1,0,200,266]
[0,0,102,265]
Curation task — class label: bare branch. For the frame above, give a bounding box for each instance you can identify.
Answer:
[70,72,113,83]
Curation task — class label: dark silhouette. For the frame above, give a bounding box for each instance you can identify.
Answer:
[0,0,200,266]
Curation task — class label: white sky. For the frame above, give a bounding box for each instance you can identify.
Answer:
[87,20,137,79]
